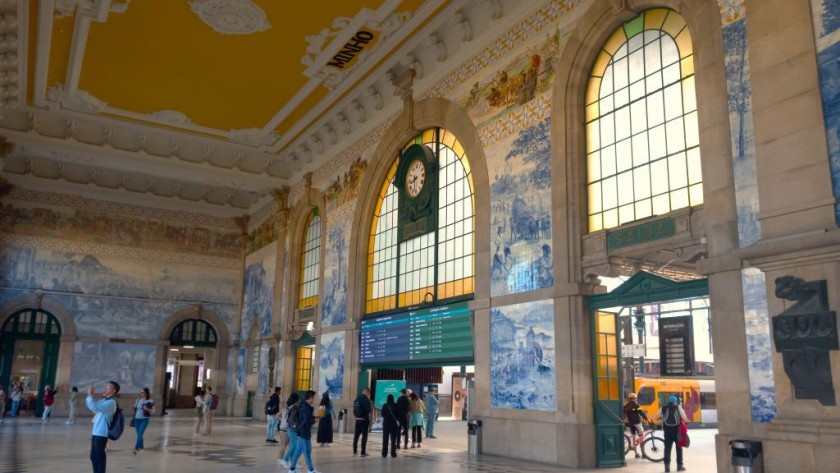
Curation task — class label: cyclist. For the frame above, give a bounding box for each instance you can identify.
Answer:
[623,392,649,458]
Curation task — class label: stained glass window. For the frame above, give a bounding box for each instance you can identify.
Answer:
[586,8,702,232]
[366,128,475,314]
[299,208,321,308]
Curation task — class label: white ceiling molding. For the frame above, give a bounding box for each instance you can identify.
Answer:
[46,86,107,112]
[189,0,271,35]
[149,110,193,125]
[0,1,22,110]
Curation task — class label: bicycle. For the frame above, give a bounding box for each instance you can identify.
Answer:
[624,423,665,462]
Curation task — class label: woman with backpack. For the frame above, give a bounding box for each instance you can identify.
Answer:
[278,392,301,469]
[655,395,688,472]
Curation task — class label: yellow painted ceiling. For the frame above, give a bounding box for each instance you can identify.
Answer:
[42,0,426,136]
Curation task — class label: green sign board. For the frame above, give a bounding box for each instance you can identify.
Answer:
[373,379,406,409]
[607,217,676,250]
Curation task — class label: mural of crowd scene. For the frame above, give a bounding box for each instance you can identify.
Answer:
[720,0,776,423]
[318,331,345,399]
[0,204,242,257]
[244,218,277,254]
[322,217,349,327]
[323,156,369,211]
[488,118,553,296]
[490,299,556,411]
[810,0,840,222]
[236,347,246,395]
[71,343,157,395]
[459,15,564,126]
[240,250,276,340]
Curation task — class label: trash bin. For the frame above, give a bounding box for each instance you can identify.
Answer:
[337,408,347,434]
[467,419,482,456]
[730,439,763,473]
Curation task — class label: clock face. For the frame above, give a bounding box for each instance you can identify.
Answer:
[406,159,426,197]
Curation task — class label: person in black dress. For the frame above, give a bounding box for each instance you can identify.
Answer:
[316,391,334,447]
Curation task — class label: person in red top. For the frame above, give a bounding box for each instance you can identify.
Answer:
[42,385,57,423]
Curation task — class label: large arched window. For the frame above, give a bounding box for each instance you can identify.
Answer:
[366,128,475,313]
[298,208,321,309]
[586,8,702,232]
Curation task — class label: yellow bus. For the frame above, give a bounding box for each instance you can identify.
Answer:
[633,376,716,426]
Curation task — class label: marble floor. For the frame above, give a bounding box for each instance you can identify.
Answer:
[0,411,719,473]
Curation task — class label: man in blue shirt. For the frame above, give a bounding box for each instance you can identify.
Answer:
[86,381,119,473]
[287,390,319,473]
[425,388,440,439]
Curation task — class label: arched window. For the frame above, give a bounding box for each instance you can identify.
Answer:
[366,127,475,313]
[586,8,702,232]
[1,310,61,336]
[298,208,321,309]
[169,318,217,347]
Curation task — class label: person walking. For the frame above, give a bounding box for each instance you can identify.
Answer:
[286,389,320,473]
[396,388,411,449]
[132,387,154,455]
[193,388,205,434]
[352,387,372,457]
[0,385,6,422]
[86,381,119,473]
[204,386,217,435]
[278,392,301,468]
[66,386,79,424]
[623,392,649,459]
[10,383,21,417]
[655,395,688,472]
[409,391,425,448]
[316,391,335,447]
[41,384,57,423]
[380,394,400,458]
[425,388,439,439]
[265,386,282,443]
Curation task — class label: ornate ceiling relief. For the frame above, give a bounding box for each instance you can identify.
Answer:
[189,0,271,35]
[46,86,107,112]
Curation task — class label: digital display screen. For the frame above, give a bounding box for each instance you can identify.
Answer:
[360,302,474,367]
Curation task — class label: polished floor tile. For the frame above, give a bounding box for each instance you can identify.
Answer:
[0,412,718,472]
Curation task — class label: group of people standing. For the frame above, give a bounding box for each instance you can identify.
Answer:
[0,382,26,419]
[623,392,688,472]
[358,387,440,458]
[0,383,80,423]
[193,386,218,435]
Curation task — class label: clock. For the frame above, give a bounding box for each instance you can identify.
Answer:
[406,159,426,198]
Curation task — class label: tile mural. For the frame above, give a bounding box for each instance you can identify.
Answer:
[236,347,246,396]
[322,217,349,327]
[70,342,157,395]
[488,118,553,296]
[721,0,776,422]
[240,246,276,340]
[490,299,556,411]
[811,0,840,223]
[257,342,270,396]
[0,246,238,339]
[318,331,345,399]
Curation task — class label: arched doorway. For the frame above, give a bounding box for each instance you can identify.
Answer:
[0,309,62,416]
[588,272,709,467]
[166,318,219,409]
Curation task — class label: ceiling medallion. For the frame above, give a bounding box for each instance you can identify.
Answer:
[189,0,271,35]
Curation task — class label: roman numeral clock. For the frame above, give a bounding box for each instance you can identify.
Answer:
[395,144,438,242]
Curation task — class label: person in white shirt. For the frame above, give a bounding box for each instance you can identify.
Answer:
[86,381,119,473]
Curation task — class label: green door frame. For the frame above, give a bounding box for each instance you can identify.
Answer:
[587,271,708,467]
[0,309,63,416]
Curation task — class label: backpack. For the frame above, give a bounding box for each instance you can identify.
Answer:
[107,401,124,441]
[279,406,291,431]
[265,396,279,415]
[287,404,301,433]
[663,404,680,427]
[210,394,219,410]
[353,396,364,418]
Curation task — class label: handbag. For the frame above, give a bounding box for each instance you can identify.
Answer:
[129,418,136,428]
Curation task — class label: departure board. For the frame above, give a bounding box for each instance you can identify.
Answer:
[360,302,474,366]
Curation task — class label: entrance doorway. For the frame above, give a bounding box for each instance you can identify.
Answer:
[588,271,711,467]
[166,318,218,409]
[0,309,62,416]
